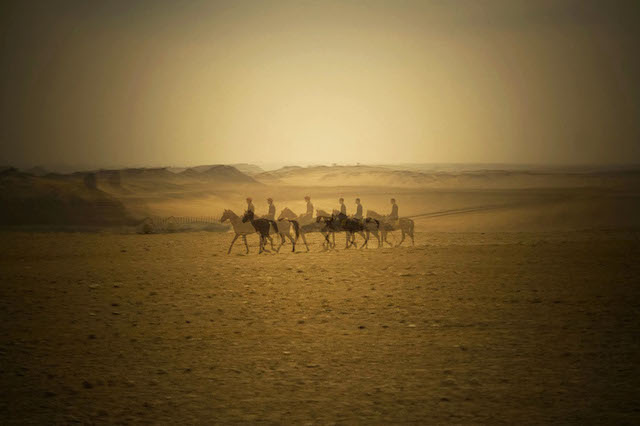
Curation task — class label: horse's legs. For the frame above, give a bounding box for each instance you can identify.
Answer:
[324,232,332,249]
[384,230,393,247]
[264,234,273,253]
[358,231,367,249]
[321,232,332,250]
[242,235,249,254]
[398,230,406,247]
[287,233,296,252]
[301,232,310,252]
[345,232,350,249]
[372,230,381,248]
[275,233,284,253]
[227,234,239,254]
[410,229,415,246]
[360,230,368,249]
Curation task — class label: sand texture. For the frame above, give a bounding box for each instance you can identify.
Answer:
[1,230,638,424]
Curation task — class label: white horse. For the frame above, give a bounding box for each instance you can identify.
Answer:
[270,213,299,252]
[220,209,274,254]
[278,207,329,252]
[221,209,299,254]
[366,210,415,246]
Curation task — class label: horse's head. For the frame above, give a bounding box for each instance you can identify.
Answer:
[278,207,295,220]
[366,210,382,219]
[242,210,254,223]
[220,209,230,223]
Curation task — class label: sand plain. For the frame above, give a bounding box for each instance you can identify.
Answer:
[2,165,640,423]
[1,228,639,424]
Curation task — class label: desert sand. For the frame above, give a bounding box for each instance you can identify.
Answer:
[1,228,639,424]
[1,164,640,423]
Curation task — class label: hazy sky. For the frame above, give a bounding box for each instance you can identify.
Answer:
[1,0,639,169]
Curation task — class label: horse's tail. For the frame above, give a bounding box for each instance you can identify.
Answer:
[290,220,300,240]
[269,220,279,234]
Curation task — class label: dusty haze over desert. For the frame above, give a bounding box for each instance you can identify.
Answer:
[1,1,639,424]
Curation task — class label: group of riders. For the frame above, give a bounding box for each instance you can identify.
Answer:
[245,195,399,224]
[224,195,413,253]
[220,194,414,254]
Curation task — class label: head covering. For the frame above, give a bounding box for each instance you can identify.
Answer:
[339,198,344,202]
[390,198,396,203]
[304,196,310,201]
[267,197,273,202]
[246,197,252,202]
[355,198,360,203]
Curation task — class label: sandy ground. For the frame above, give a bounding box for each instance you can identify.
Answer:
[1,230,639,424]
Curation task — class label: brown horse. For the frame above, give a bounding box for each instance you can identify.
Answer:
[316,212,371,249]
[242,210,276,254]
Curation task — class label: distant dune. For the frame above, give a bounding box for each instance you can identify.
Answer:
[0,168,132,227]
[61,165,261,197]
[23,166,50,176]
[230,163,264,175]
[180,165,258,183]
[3,163,639,231]
[253,165,640,189]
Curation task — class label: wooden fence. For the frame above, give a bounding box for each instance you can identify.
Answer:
[139,215,225,233]
[148,215,220,225]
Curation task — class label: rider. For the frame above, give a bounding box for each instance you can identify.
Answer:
[300,196,313,222]
[339,198,347,215]
[246,197,255,213]
[353,198,363,219]
[389,198,399,220]
[265,198,276,220]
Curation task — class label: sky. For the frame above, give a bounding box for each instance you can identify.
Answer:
[1,0,639,170]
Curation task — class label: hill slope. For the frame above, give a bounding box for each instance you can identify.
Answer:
[0,169,133,227]
[253,165,640,189]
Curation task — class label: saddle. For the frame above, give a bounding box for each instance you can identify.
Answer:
[297,214,314,227]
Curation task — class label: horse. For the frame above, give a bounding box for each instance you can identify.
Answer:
[316,209,340,249]
[319,210,379,249]
[317,211,369,249]
[242,210,277,254]
[220,209,255,254]
[361,217,381,248]
[366,210,415,246]
[278,207,329,252]
[262,212,299,253]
